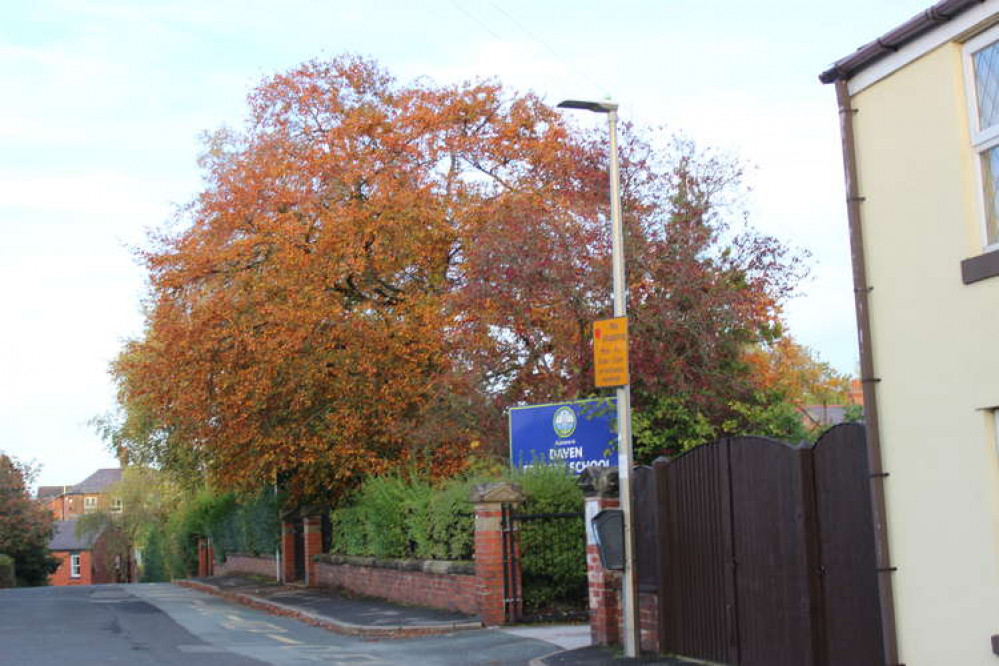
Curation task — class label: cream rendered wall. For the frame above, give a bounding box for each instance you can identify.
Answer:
[852,42,999,665]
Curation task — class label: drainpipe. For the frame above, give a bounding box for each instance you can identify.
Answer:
[835,79,901,666]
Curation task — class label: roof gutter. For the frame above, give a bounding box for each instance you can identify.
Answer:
[833,79,900,666]
[820,0,985,83]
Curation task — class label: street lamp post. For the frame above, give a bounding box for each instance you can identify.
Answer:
[557,99,640,658]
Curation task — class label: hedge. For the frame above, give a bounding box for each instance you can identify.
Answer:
[161,488,282,578]
[0,554,14,588]
[328,466,585,611]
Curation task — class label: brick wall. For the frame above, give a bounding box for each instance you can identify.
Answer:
[312,555,478,616]
[50,550,93,586]
[217,553,279,580]
[638,591,660,654]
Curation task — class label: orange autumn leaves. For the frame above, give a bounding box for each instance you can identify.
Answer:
[115,56,805,499]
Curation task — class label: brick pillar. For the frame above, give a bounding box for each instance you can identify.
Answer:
[281,520,297,582]
[303,514,323,586]
[197,538,208,577]
[470,482,525,626]
[581,466,622,646]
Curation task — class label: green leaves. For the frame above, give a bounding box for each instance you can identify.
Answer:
[0,455,58,586]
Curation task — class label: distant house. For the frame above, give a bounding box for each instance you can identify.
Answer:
[48,520,115,586]
[39,468,123,520]
[821,1,999,664]
[801,379,864,428]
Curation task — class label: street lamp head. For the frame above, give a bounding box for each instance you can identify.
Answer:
[557,99,618,113]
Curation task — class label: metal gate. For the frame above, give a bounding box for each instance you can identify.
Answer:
[650,423,884,665]
[502,506,587,623]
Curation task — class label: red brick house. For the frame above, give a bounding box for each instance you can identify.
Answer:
[38,469,123,520]
[48,520,115,586]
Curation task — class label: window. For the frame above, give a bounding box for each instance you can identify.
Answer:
[83,496,97,512]
[110,497,123,513]
[70,553,81,578]
[964,27,999,249]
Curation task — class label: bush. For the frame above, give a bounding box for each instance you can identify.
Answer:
[328,465,583,576]
[160,488,281,577]
[510,465,586,611]
[141,527,168,583]
[358,476,410,558]
[0,554,15,588]
[423,477,476,560]
[329,473,478,560]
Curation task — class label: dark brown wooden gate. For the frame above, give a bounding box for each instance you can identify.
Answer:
[649,423,884,666]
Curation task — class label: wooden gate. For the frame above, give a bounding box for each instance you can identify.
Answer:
[651,423,884,665]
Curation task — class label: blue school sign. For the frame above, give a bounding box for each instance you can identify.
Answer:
[508,398,618,473]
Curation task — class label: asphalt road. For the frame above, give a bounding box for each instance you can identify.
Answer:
[0,584,560,666]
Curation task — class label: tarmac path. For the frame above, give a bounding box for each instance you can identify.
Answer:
[0,583,564,666]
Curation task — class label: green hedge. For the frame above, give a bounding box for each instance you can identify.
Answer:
[512,465,587,611]
[329,474,481,560]
[162,488,282,577]
[0,554,14,588]
[328,465,585,613]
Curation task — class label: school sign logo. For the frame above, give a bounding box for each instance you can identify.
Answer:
[552,406,577,438]
[509,399,617,474]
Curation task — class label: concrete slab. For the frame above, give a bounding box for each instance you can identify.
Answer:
[498,624,592,650]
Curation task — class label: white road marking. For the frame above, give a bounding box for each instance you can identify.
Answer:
[268,633,301,645]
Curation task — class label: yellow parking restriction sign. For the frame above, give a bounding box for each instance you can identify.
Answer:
[593,317,629,388]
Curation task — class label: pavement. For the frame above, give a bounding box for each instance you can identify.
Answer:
[179,575,705,665]
[182,574,482,638]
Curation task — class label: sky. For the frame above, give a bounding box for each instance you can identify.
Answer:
[1,0,933,488]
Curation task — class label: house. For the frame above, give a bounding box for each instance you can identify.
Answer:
[801,379,865,428]
[39,468,123,520]
[821,2,999,664]
[47,520,115,586]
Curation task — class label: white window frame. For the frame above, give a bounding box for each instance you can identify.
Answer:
[83,496,97,512]
[70,553,81,578]
[962,25,999,252]
[110,497,123,513]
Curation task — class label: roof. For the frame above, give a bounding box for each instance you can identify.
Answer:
[69,468,122,495]
[48,520,99,551]
[820,0,985,83]
[35,485,66,500]
[803,405,851,427]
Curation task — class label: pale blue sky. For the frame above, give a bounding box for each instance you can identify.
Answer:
[1,0,931,486]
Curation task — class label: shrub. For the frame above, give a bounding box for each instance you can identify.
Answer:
[358,476,410,558]
[141,527,168,583]
[160,488,281,576]
[510,465,586,611]
[329,473,478,560]
[423,477,476,560]
[0,554,15,588]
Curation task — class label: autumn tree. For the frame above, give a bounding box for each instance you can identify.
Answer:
[0,455,58,586]
[113,56,805,497]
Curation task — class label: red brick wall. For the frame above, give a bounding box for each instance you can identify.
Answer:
[303,517,323,585]
[638,591,660,654]
[313,560,478,616]
[217,554,279,580]
[50,551,93,586]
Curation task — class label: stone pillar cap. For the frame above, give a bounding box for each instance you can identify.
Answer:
[469,481,525,504]
[579,466,620,498]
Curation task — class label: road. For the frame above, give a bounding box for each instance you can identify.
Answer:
[0,584,561,666]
